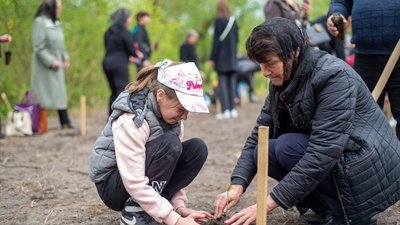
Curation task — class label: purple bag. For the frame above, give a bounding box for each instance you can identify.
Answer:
[14,91,40,133]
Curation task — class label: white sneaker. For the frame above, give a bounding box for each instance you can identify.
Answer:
[223,110,231,118]
[216,110,231,120]
[215,113,225,120]
[230,109,238,118]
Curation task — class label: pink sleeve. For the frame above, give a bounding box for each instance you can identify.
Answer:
[171,189,188,210]
[113,113,181,225]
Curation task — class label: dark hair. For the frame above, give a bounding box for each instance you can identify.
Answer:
[136,11,150,23]
[34,0,58,23]
[246,18,307,77]
[216,0,231,19]
[111,8,132,27]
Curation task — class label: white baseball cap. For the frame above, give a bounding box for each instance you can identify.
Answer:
[156,59,209,113]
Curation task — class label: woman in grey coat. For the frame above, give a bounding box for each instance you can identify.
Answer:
[31,0,72,130]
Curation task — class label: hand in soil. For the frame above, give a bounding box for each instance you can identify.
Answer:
[213,185,244,218]
[203,214,228,225]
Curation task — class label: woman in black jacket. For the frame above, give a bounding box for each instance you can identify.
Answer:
[103,8,136,116]
[213,18,400,225]
[210,0,239,119]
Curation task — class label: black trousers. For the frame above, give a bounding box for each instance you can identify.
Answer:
[252,133,345,223]
[217,71,237,112]
[57,109,71,126]
[354,54,400,140]
[95,133,208,211]
[102,57,130,116]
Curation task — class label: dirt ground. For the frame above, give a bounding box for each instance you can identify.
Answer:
[1,100,399,225]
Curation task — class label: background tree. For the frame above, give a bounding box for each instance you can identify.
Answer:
[0,0,329,116]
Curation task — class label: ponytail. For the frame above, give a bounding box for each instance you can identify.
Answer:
[125,62,184,100]
[125,66,158,93]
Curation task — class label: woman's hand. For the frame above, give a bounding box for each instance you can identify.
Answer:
[213,184,243,219]
[0,34,12,43]
[221,195,279,225]
[327,14,347,37]
[176,207,213,223]
[50,60,61,69]
[142,59,151,67]
[224,204,256,225]
[63,60,70,69]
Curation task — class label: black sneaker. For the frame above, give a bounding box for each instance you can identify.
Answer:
[120,198,159,225]
[305,210,333,225]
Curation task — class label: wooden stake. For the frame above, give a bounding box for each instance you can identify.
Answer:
[80,96,86,136]
[1,92,13,111]
[257,126,269,225]
[372,39,400,101]
[216,98,221,113]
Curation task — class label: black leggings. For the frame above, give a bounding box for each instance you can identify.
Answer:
[95,133,208,211]
[103,57,130,116]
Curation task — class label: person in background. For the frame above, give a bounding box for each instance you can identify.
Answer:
[0,34,12,42]
[132,11,152,72]
[213,18,400,225]
[311,15,345,60]
[210,0,239,120]
[102,8,137,116]
[327,0,400,140]
[31,0,72,132]
[179,30,199,68]
[90,59,212,225]
[264,0,311,26]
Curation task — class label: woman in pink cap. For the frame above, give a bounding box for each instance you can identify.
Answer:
[89,59,212,225]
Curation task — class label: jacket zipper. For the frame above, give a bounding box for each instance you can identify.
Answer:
[331,170,351,225]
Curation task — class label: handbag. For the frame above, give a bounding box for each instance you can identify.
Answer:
[306,23,331,46]
[5,110,33,136]
[219,16,235,42]
[14,91,40,133]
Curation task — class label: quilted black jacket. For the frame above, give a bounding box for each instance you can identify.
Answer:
[231,47,400,225]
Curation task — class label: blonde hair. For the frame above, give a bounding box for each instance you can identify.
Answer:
[125,62,183,99]
[216,0,231,19]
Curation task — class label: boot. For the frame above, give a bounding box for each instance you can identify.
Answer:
[38,109,48,134]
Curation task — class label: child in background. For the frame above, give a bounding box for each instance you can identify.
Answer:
[89,59,212,225]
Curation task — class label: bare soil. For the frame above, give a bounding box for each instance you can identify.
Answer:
[1,101,399,225]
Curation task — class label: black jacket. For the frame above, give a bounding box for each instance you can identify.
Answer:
[231,47,400,225]
[210,17,238,73]
[132,24,151,60]
[103,24,136,62]
[180,41,198,67]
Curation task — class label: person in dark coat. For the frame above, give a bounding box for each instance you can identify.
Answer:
[213,18,400,225]
[210,0,239,119]
[264,0,311,26]
[327,0,400,140]
[311,15,345,60]
[131,11,152,72]
[179,30,199,68]
[102,8,137,116]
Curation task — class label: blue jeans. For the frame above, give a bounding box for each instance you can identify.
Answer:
[253,133,344,221]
